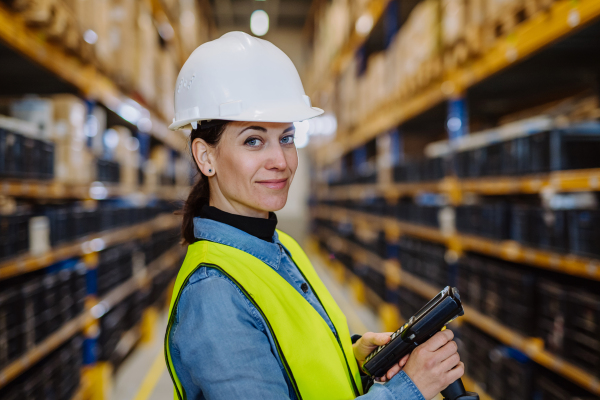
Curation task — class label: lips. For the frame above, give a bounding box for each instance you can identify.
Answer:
[256,178,288,190]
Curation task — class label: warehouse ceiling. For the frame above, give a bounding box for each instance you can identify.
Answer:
[207,0,313,30]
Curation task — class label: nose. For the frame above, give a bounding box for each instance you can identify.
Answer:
[265,141,288,170]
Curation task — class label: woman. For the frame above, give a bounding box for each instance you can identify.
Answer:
[165,31,464,400]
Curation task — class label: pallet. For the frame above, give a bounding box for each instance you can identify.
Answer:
[402,55,443,99]
[14,0,56,26]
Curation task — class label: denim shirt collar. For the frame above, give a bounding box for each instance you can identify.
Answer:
[193,216,287,270]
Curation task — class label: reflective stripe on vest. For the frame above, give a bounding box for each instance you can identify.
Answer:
[164,229,363,399]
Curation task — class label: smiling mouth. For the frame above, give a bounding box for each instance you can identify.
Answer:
[256,179,288,189]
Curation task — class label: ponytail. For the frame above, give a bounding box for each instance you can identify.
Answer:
[181,120,229,244]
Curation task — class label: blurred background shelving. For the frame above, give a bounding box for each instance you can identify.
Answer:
[3,0,600,398]
[305,0,600,398]
[0,0,210,397]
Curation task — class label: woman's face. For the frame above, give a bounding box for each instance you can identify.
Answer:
[200,121,298,218]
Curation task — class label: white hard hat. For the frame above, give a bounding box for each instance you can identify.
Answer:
[169,31,324,131]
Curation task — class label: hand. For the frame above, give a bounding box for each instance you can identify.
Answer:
[402,330,464,400]
[352,332,408,382]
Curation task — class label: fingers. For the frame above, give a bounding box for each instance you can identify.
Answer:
[435,340,458,363]
[440,352,460,372]
[362,332,393,346]
[380,354,410,382]
[398,353,410,368]
[445,362,465,385]
[423,329,454,352]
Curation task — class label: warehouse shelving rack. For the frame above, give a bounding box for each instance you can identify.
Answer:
[0,2,187,154]
[0,213,179,280]
[0,0,195,398]
[310,226,600,395]
[314,0,600,166]
[309,0,600,396]
[307,237,496,400]
[0,242,185,392]
[314,205,600,280]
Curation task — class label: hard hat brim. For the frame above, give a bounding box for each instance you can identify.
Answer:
[168,106,325,131]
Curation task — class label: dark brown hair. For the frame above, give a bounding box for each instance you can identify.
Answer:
[181,120,229,244]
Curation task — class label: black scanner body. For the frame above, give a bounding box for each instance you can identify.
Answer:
[362,286,479,400]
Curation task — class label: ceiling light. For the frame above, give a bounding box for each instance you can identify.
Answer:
[251,10,269,36]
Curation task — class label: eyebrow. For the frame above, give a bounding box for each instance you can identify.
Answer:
[238,125,295,136]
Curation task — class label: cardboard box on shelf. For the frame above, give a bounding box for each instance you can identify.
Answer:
[89,105,108,157]
[51,94,86,144]
[111,126,140,190]
[156,47,177,121]
[54,139,94,184]
[135,0,158,105]
[64,0,112,72]
[14,0,55,26]
[108,0,137,89]
[441,0,467,47]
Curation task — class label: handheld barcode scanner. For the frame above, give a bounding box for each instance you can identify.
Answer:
[363,286,479,400]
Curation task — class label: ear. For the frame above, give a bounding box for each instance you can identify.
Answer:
[191,138,215,176]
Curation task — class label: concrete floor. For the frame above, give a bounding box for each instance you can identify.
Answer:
[111,250,382,400]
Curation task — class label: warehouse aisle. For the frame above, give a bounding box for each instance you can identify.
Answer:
[112,312,170,400]
[112,246,383,400]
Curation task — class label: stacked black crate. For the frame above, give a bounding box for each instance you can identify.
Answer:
[502,266,536,336]
[456,202,510,240]
[459,324,534,400]
[392,157,445,182]
[0,207,31,260]
[458,254,536,336]
[0,287,22,368]
[565,291,600,376]
[97,300,129,362]
[398,237,447,288]
[96,243,135,296]
[537,280,568,358]
[568,209,600,259]
[0,128,54,180]
[534,367,600,399]
[96,159,120,183]
[71,262,87,317]
[0,334,82,400]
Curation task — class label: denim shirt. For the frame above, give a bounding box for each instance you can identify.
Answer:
[168,217,425,400]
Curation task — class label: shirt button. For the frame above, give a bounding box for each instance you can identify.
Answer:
[300,283,309,293]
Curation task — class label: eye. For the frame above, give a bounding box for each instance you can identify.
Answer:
[245,137,263,147]
[281,135,295,145]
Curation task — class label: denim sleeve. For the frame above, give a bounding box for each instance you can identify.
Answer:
[170,275,291,400]
[359,370,426,400]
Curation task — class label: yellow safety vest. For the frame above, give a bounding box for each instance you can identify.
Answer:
[164,229,363,400]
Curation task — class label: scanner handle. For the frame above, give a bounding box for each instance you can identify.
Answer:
[441,379,479,400]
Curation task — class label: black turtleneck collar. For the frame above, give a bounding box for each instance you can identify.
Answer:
[199,200,278,242]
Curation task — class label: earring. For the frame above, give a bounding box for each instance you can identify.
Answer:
[208,169,212,173]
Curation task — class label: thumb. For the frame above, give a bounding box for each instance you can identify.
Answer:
[374,332,392,346]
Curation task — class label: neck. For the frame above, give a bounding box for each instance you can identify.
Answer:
[209,194,269,219]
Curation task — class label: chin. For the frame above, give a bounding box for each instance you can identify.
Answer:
[257,193,288,212]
